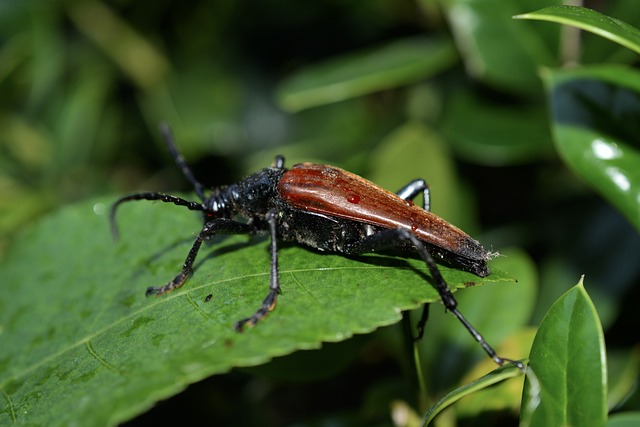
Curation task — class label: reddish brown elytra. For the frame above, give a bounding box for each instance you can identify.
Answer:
[278,163,490,277]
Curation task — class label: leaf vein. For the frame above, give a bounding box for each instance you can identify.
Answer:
[288,272,322,306]
[85,341,122,375]
[186,292,214,321]
[0,387,16,423]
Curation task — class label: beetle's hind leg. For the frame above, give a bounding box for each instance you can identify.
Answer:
[344,228,520,368]
[234,210,281,331]
[147,219,255,296]
[394,179,432,330]
[396,179,430,211]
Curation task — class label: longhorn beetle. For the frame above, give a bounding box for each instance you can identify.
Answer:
[110,124,522,368]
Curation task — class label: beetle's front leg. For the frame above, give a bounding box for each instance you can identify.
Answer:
[234,209,281,331]
[147,219,255,296]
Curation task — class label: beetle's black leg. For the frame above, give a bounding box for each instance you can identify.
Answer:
[398,229,523,367]
[146,219,255,296]
[396,179,430,211]
[395,179,432,331]
[415,302,430,340]
[110,192,205,239]
[159,123,207,201]
[234,209,280,331]
[345,228,521,368]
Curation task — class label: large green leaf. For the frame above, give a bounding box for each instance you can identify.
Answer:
[0,197,512,426]
[522,278,607,427]
[543,65,640,232]
[515,5,640,55]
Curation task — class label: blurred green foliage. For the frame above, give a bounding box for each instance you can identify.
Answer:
[1,0,639,425]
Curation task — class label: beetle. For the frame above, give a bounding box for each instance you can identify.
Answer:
[110,124,520,367]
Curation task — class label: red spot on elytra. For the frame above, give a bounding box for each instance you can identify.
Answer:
[347,194,360,204]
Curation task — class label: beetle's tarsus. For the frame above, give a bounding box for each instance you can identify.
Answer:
[233,318,252,332]
[497,357,526,371]
[145,286,163,297]
[145,271,190,297]
[233,314,264,332]
[234,288,278,332]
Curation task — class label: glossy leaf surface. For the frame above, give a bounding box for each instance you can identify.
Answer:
[522,279,607,427]
[544,65,640,231]
[515,5,640,55]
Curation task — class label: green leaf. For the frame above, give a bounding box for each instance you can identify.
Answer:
[0,197,513,426]
[607,412,640,427]
[440,0,560,92]
[456,328,537,417]
[607,349,640,411]
[543,65,640,232]
[276,37,457,112]
[522,278,607,427]
[580,3,640,64]
[68,1,169,88]
[421,362,524,426]
[441,90,553,166]
[515,5,640,55]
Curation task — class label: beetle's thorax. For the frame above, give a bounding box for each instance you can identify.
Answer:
[205,167,286,219]
[202,187,234,217]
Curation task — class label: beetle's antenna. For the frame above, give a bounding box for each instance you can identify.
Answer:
[159,123,207,201]
[273,155,285,169]
[109,192,205,240]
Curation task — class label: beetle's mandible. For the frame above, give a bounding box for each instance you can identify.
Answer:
[110,124,521,368]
